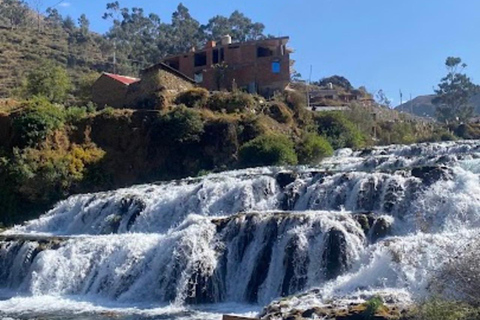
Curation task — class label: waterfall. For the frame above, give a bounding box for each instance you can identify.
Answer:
[2,140,480,319]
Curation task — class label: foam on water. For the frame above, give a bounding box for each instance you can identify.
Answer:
[1,140,480,318]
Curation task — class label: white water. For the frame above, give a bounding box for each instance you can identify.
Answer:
[1,140,480,319]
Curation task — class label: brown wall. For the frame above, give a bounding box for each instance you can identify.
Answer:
[92,76,129,109]
[126,68,194,109]
[164,39,291,96]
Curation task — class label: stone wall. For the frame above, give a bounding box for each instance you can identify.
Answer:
[92,76,129,109]
[126,68,194,110]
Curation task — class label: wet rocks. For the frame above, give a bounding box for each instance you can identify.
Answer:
[261,300,407,320]
[354,214,392,243]
[370,217,392,243]
[276,172,298,189]
[411,166,452,186]
[322,228,348,280]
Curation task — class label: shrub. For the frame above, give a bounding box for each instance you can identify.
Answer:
[239,134,297,167]
[315,111,366,149]
[65,106,87,123]
[208,91,257,113]
[156,106,205,144]
[13,97,66,147]
[362,296,384,319]
[265,101,293,124]
[22,60,71,103]
[296,133,333,164]
[175,88,210,108]
[408,297,478,320]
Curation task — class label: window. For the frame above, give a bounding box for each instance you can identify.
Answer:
[194,72,203,83]
[194,52,207,67]
[213,48,225,64]
[272,61,281,73]
[257,46,274,58]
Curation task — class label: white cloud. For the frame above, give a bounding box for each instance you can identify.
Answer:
[58,2,71,7]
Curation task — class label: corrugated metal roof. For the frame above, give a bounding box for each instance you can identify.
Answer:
[103,73,140,85]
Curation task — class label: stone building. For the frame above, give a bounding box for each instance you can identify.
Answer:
[125,63,195,109]
[92,64,195,110]
[161,36,292,96]
[92,73,140,108]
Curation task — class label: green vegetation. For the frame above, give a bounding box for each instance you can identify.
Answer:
[296,133,333,164]
[314,111,366,149]
[21,61,71,103]
[408,297,479,320]
[175,88,210,109]
[12,96,66,147]
[207,91,257,113]
[362,296,384,319]
[434,57,479,123]
[155,106,205,144]
[239,134,298,167]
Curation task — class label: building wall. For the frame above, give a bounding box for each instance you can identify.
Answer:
[164,38,291,96]
[126,68,194,110]
[92,76,129,109]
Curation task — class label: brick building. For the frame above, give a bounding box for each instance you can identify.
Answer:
[161,35,292,96]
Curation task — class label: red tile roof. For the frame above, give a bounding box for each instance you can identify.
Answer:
[103,73,140,85]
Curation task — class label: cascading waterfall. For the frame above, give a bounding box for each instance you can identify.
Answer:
[2,140,480,319]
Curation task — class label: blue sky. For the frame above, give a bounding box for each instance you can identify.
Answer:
[47,0,480,106]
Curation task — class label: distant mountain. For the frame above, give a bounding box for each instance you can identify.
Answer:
[395,94,480,119]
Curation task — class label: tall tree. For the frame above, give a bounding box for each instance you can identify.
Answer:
[45,7,63,29]
[433,57,479,123]
[78,14,90,36]
[202,11,265,43]
[168,3,202,53]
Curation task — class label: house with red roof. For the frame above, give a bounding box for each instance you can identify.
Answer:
[92,73,140,109]
[92,64,196,109]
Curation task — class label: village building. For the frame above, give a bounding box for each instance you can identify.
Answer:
[161,35,292,96]
[92,73,140,109]
[92,63,195,109]
[125,63,195,109]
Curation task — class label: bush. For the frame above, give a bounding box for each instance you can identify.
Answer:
[297,133,333,164]
[13,97,66,147]
[175,88,210,108]
[239,134,297,167]
[22,60,71,103]
[362,296,384,319]
[314,112,365,149]
[408,297,478,320]
[207,91,257,113]
[65,106,88,123]
[156,106,205,144]
[265,101,293,124]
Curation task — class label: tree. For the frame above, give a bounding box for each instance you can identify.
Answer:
[62,15,76,32]
[45,7,63,29]
[168,3,202,54]
[433,57,479,123]
[78,14,90,36]
[0,0,29,29]
[23,61,71,103]
[202,11,266,43]
[315,75,353,91]
[375,89,392,108]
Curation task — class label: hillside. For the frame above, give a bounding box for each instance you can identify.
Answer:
[0,26,112,97]
[396,93,480,119]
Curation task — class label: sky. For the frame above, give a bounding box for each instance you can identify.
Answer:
[44,0,480,106]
